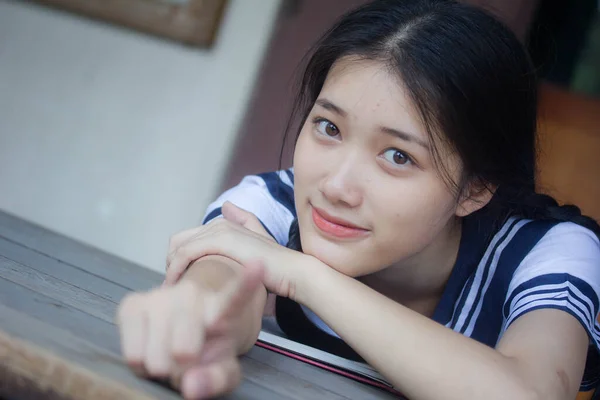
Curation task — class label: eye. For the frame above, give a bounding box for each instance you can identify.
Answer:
[314,118,340,137]
[382,148,412,166]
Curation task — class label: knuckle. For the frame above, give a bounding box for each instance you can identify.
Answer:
[168,232,186,254]
[212,217,231,231]
[176,246,194,264]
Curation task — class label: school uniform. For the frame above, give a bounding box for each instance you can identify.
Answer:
[202,169,600,392]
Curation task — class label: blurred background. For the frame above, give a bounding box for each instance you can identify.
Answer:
[0,0,598,272]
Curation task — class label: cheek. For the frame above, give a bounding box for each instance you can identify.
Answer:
[378,180,456,232]
[292,129,310,174]
[373,181,457,244]
[292,128,325,190]
[353,182,458,271]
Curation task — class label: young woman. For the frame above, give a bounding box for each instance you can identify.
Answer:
[117,1,600,399]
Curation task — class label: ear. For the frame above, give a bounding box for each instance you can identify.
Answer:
[455,180,495,217]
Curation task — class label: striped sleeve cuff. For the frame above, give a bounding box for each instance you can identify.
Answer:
[503,274,600,391]
[201,206,277,241]
[504,274,599,335]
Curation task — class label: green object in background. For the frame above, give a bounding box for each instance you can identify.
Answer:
[572,13,600,97]
[528,1,600,98]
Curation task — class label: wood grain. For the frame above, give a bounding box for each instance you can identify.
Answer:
[0,303,181,400]
[24,0,227,47]
[242,346,400,400]
[0,330,154,400]
[0,277,121,355]
[0,237,130,304]
[0,212,403,399]
[0,255,117,324]
[0,210,162,291]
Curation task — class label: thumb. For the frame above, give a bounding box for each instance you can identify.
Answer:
[221,202,271,239]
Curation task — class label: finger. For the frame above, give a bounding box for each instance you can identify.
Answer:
[164,224,229,286]
[144,308,173,377]
[181,357,241,400]
[165,221,269,287]
[220,201,247,225]
[164,256,194,286]
[165,231,215,286]
[166,227,203,271]
[170,304,205,365]
[222,201,272,240]
[165,245,197,286]
[207,260,265,327]
[117,298,149,374]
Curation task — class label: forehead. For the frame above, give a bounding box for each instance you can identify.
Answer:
[320,56,426,138]
[318,57,464,175]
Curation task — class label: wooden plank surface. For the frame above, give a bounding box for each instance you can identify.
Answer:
[0,210,162,290]
[0,211,400,399]
[242,346,398,400]
[0,276,121,354]
[0,236,130,304]
[0,255,117,324]
[0,275,394,398]
[0,303,181,400]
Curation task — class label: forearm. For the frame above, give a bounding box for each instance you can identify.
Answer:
[180,255,267,354]
[297,264,538,400]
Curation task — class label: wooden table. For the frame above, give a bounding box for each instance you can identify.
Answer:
[0,210,399,399]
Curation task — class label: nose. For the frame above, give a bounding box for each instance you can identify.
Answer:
[318,156,363,208]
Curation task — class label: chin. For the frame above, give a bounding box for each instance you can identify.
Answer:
[300,232,369,277]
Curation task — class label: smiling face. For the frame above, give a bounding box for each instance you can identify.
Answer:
[293,57,479,277]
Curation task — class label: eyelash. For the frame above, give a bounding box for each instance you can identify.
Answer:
[311,117,415,169]
[313,117,340,138]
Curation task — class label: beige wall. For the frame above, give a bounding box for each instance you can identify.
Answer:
[0,0,281,272]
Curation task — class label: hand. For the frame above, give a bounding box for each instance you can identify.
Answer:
[165,201,317,301]
[116,261,264,399]
[165,202,274,285]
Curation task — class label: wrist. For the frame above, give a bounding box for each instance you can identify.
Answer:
[180,255,240,291]
[292,254,333,306]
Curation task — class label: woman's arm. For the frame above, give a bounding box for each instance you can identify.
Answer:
[179,255,267,354]
[168,206,591,400]
[297,262,589,400]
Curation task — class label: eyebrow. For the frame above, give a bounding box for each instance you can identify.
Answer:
[315,98,429,150]
[315,98,347,117]
[380,126,430,150]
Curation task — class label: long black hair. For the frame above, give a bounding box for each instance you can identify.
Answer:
[280,0,600,250]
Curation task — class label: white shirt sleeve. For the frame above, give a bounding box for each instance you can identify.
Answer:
[502,222,600,348]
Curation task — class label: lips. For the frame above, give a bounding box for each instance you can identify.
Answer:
[311,206,369,239]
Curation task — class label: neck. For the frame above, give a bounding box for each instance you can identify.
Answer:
[359,217,463,317]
